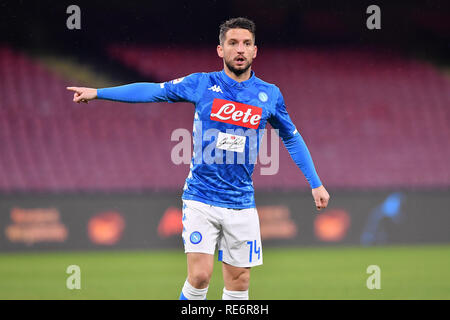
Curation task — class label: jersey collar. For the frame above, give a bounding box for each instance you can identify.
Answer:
[219,69,256,88]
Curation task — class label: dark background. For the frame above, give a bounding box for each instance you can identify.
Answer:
[1,1,448,61]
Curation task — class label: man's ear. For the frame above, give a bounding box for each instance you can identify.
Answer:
[253,45,257,59]
[217,45,224,58]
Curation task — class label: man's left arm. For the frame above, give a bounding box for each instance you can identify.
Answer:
[268,87,330,211]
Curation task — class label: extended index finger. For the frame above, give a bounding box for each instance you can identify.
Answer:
[66,87,82,93]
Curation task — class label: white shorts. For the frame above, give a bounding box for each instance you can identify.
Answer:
[182,199,263,268]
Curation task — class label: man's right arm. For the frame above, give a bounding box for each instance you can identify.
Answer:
[67,73,205,105]
[97,83,168,103]
[67,83,168,104]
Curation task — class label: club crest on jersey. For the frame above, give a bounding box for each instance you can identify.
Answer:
[258,91,268,102]
[210,98,262,129]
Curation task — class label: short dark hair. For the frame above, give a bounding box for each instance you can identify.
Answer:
[219,17,256,45]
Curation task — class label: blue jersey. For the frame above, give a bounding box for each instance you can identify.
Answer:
[98,70,322,209]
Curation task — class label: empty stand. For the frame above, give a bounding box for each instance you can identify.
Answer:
[0,46,193,192]
[108,45,450,190]
[0,45,449,192]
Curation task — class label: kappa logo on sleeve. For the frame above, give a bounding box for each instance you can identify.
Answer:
[172,77,185,84]
[210,98,262,129]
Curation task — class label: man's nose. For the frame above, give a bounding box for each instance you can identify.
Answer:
[236,42,245,53]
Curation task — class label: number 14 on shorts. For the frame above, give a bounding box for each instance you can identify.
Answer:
[246,240,261,263]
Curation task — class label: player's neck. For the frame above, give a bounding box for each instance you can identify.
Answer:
[223,66,252,83]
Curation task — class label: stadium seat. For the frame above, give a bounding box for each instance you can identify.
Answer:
[0,45,449,192]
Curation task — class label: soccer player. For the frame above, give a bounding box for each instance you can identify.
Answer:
[67,17,330,300]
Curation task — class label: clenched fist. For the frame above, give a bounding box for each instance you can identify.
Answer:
[312,185,330,211]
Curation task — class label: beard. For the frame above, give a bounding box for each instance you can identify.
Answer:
[224,57,253,77]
